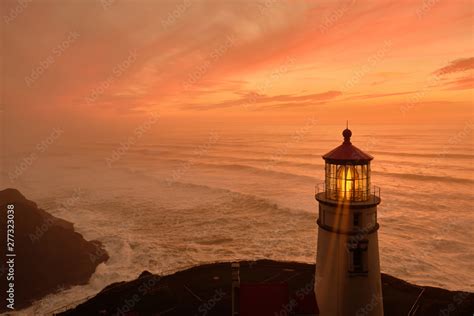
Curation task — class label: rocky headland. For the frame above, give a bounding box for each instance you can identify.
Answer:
[0,188,109,312]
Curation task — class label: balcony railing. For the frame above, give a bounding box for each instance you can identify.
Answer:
[315,182,381,202]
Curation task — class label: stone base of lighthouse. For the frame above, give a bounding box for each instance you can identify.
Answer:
[315,193,384,316]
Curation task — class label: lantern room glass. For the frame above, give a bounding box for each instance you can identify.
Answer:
[325,162,370,201]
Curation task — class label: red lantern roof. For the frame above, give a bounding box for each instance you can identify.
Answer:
[322,128,373,163]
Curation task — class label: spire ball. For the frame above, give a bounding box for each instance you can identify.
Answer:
[343,128,352,142]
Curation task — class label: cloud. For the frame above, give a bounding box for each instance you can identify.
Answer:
[368,72,409,86]
[343,91,416,101]
[430,57,474,91]
[3,1,312,113]
[2,0,473,129]
[443,76,474,90]
[180,90,342,111]
[434,57,474,75]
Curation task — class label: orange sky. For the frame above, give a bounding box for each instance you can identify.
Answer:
[1,0,473,137]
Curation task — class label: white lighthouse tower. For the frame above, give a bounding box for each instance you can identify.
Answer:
[315,127,383,316]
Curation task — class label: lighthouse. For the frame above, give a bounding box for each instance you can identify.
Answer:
[315,127,383,316]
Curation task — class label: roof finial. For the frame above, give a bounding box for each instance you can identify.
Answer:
[343,121,352,144]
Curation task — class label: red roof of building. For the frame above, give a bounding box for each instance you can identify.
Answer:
[239,283,289,316]
[322,128,373,163]
[294,290,320,315]
[239,282,320,316]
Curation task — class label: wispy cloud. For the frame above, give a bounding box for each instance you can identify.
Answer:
[431,57,474,91]
[180,90,342,111]
[2,0,473,128]
[344,91,416,101]
[433,57,474,75]
[443,76,474,90]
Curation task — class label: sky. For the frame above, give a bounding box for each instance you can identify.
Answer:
[1,0,473,141]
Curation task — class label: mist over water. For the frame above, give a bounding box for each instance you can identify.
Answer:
[3,124,473,314]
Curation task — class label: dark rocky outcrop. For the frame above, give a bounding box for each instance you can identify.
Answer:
[0,188,109,312]
[60,260,474,316]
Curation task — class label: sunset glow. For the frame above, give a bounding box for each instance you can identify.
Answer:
[2,0,473,139]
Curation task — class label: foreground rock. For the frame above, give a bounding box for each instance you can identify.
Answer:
[0,188,109,312]
[60,260,473,316]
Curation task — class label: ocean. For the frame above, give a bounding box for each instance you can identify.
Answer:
[3,123,473,314]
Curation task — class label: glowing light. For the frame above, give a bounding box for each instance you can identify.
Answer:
[337,165,358,200]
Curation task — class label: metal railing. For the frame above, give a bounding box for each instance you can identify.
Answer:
[315,182,381,202]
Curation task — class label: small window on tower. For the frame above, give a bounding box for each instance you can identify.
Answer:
[348,240,369,274]
[353,213,360,227]
[353,249,363,272]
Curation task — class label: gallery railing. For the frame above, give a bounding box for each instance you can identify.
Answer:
[315,182,381,202]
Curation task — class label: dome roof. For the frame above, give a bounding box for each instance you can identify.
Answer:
[322,128,373,163]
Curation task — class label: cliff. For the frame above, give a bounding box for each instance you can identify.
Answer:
[0,188,109,312]
[60,260,473,316]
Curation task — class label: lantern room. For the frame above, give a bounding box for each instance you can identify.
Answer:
[322,128,373,201]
